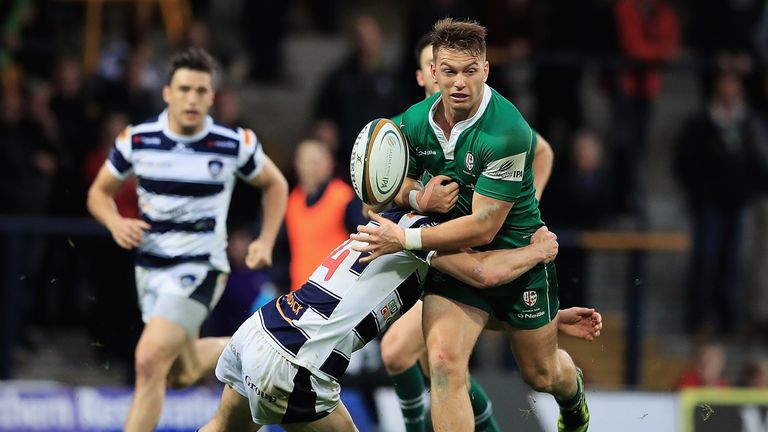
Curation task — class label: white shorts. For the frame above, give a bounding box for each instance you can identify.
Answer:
[215,313,340,425]
[135,263,227,337]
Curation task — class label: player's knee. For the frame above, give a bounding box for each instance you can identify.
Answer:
[428,349,465,383]
[134,351,164,383]
[134,345,175,383]
[381,338,412,374]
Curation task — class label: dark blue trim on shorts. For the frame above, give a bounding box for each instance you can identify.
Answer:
[260,306,309,356]
[294,281,342,320]
[142,215,216,234]
[352,312,379,344]
[394,274,422,312]
[319,350,350,381]
[138,178,224,197]
[190,270,220,307]
[282,366,330,424]
[135,252,211,268]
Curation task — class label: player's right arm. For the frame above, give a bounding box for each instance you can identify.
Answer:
[427,226,557,289]
[394,175,459,214]
[87,166,150,249]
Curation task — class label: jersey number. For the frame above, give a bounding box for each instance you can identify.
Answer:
[320,239,351,281]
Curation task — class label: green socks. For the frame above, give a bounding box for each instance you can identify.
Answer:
[390,363,428,432]
[469,375,501,432]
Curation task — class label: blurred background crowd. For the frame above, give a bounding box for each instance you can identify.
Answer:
[1,0,768,398]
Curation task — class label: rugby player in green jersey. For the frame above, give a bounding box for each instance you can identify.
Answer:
[352,19,590,432]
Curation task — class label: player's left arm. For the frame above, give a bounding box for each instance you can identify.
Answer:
[428,226,557,288]
[245,156,289,269]
[353,190,511,262]
[533,132,553,201]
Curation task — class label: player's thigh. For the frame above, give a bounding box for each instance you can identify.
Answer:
[422,293,488,364]
[201,384,261,432]
[504,320,559,375]
[381,301,425,371]
[282,401,357,432]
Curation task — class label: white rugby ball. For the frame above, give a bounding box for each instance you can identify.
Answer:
[350,118,409,206]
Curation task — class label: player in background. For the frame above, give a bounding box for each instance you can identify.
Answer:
[200,209,602,431]
[87,48,289,432]
[352,19,588,431]
[381,35,555,432]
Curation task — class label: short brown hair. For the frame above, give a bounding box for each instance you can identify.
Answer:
[166,48,219,84]
[430,18,487,58]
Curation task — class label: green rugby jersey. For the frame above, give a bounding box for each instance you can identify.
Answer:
[398,84,543,249]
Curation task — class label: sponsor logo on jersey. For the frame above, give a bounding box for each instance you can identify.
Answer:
[517,310,545,319]
[138,136,162,145]
[465,152,475,171]
[277,292,308,323]
[522,290,538,307]
[483,152,526,181]
[417,149,437,156]
[208,159,224,178]
[245,375,278,403]
[387,300,399,315]
[172,142,193,153]
[207,140,237,149]
[180,274,197,287]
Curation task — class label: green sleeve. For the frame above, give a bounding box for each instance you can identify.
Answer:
[475,125,534,202]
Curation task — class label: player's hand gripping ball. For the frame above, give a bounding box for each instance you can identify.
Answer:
[350,118,409,206]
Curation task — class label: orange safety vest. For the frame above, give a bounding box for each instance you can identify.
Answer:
[286,179,354,291]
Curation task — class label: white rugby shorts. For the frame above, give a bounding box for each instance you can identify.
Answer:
[135,263,227,337]
[215,313,340,425]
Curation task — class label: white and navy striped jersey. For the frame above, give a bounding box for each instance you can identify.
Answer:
[257,209,436,382]
[106,110,265,272]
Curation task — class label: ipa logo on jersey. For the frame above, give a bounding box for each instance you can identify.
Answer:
[350,118,409,206]
[522,290,538,307]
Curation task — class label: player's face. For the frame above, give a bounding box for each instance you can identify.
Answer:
[416,45,439,98]
[163,68,214,135]
[431,48,488,117]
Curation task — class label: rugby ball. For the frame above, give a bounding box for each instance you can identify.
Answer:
[350,118,409,206]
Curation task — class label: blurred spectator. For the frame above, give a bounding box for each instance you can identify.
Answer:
[0,0,29,88]
[532,0,614,146]
[0,86,59,213]
[214,86,263,228]
[284,139,364,291]
[688,0,765,102]
[243,0,291,82]
[674,339,730,389]
[50,55,97,215]
[203,228,277,337]
[673,71,768,335]
[82,111,141,383]
[478,0,544,103]
[613,0,679,214]
[94,48,160,123]
[313,14,404,181]
[540,129,615,308]
[737,357,768,387]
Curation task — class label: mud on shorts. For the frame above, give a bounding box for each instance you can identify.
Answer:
[215,313,339,425]
[423,261,559,329]
[135,262,228,338]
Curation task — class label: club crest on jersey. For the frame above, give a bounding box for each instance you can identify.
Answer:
[180,274,197,287]
[208,159,224,178]
[465,152,475,171]
[522,290,538,307]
